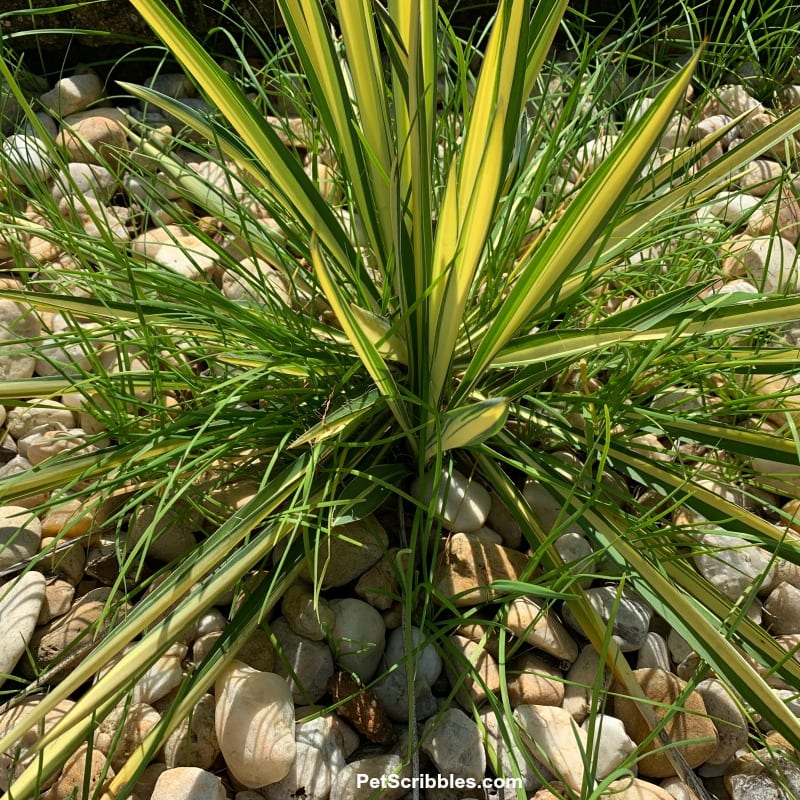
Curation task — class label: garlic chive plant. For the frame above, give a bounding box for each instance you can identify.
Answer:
[1,0,800,796]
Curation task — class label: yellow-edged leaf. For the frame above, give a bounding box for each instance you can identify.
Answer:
[349,305,408,364]
[425,397,510,461]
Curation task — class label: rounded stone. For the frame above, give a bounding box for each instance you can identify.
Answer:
[421,707,486,782]
[693,532,775,601]
[300,515,388,588]
[328,598,386,682]
[94,702,162,771]
[56,108,129,169]
[52,743,113,800]
[0,300,40,381]
[581,714,636,779]
[163,694,219,769]
[271,617,334,703]
[384,625,442,686]
[613,668,718,777]
[1,133,53,184]
[132,643,187,705]
[0,571,46,688]
[281,582,336,640]
[514,704,588,793]
[507,651,564,707]
[695,679,748,765]
[150,766,226,800]
[0,505,41,571]
[562,585,652,651]
[412,468,491,532]
[40,74,103,116]
[214,660,296,788]
[764,581,800,634]
[506,596,578,663]
[6,401,76,439]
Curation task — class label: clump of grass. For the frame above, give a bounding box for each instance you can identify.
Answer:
[0,0,799,797]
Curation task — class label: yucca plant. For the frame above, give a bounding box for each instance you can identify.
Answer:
[2,0,800,797]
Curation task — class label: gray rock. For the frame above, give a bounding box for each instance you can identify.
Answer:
[479,708,544,793]
[0,299,41,380]
[51,162,118,205]
[0,505,41,571]
[696,679,748,765]
[0,571,46,688]
[422,708,486,782]
[271,617,333,704]
[693,532,775,601]
[328,598,386,682]
[562,585,652,651]
[163,694,219,770]
[371,665,437,721]
[636,632,672,671]
[725,752,800,800]
[384,625,442,686]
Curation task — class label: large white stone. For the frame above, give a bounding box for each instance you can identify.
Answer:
[40,74,103,116]
[0,571,46,688]
[214,661,296,788]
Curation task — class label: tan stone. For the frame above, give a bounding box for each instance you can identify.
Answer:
[355,548,408,610]
[613,668,718,778]
[56,108,129,169]
[446,635,500,705]
[41,497,93,539]
[506,596,578,662]
[27,586,121,676]
[52,743,113,800]
[281,582,335,640]
[434,532,529,606]
[507,651,564,707]
[94,702,161,771]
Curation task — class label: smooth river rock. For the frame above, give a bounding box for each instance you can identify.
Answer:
[0,571,46,687]
[214,660,296,788]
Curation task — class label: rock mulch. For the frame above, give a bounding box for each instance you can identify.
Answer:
[0,58,798,800]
